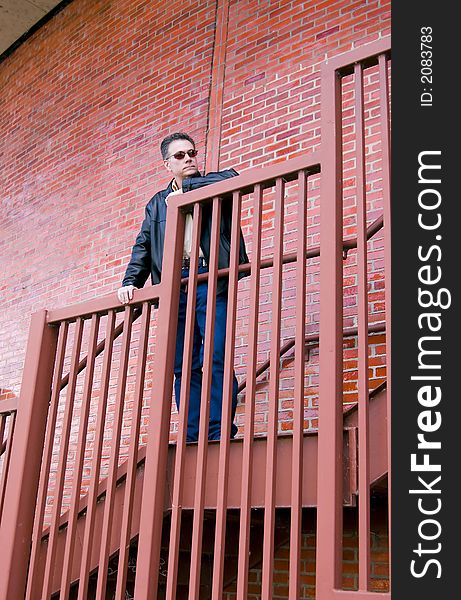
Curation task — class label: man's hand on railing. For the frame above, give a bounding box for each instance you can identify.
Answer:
[117,285,136,304]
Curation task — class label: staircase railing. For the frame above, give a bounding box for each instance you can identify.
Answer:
[316,36,391,599]
[0,35,391,600]
[54,213,387,408]
[52,213,387,405]
[1,153,324,599]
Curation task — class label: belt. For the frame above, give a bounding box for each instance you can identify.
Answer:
[181,256,207,269]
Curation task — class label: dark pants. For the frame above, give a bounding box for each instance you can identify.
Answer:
[174,266,238,442]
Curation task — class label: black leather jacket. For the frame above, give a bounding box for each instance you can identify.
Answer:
[122,169,249,295]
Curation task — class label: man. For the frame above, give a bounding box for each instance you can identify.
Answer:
[117,132,248,442]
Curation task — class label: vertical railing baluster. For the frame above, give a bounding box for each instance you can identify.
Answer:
[115,302,152,599]
[355,61,371,590]
[134,204,185,600]
[95,307,133,599]
[25,321,69,599]
[0,411,16,519]
[289,170,308,599]
[316,64,344,600]
[212,190,242,599]
[165,202,202,600]
[261,177,284,600]
[42,316,84,599]
[236,184,263,600]
[77,309,116,600]
[0,310,59,600]
[189,196,222,600]
[379,51,392,586]
[60,313,101,597]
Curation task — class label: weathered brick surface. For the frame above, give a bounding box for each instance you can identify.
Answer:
[1,0,216,396]
[1,0,390,586]
[1,0,390,402]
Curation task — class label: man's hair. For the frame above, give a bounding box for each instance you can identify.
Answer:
[160,132,196,160]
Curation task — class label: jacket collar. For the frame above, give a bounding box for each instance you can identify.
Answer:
[159,180,175,218]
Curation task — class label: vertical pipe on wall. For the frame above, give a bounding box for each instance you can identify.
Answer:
[205,0,230,172]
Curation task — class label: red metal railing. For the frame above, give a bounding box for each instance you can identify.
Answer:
[316,37,391,599]
[0,36,391,600]
[132,154,323,600]
[0,311,58,600]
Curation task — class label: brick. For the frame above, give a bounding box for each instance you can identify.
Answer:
[1,0,389,585]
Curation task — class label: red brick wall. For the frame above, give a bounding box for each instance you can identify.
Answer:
[1,0,390,399]
[1,0,390,523]
[1,0,217,394]
[1,2,390,595]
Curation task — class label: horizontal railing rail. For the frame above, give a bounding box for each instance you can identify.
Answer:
[46,283,161,324]
[0,398,18,415]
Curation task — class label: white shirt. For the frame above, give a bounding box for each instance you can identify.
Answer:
[167,180,204,260]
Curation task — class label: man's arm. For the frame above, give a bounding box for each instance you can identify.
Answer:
[118,203,152,304]
[183,168,249,271]
[182,168,239,232]
[181,168,239,193]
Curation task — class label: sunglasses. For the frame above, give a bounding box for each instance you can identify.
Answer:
[166,149,198,160]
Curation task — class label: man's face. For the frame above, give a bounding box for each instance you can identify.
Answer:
[164,139,199,184]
